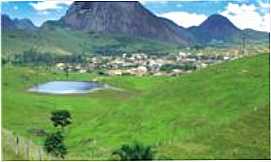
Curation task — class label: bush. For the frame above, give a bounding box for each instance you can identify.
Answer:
[112,142,155,160]
[160,64,182,72]
[50,110,72,129]
[44,131,67,159]
[97,70,107,76]
[160,63,197,72]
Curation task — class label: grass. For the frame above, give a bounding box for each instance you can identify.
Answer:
[2,54,270,160]
[2,147,24,160]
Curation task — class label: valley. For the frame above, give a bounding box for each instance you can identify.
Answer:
[2,54,270,160]
[1,1,270,160]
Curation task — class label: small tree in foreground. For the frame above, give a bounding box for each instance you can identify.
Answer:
[44,131,67,159]
[44,110,72,159]
[50,110,72,130]
[112,142,155,160]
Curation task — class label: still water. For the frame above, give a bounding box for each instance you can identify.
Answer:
[28,81,105,94]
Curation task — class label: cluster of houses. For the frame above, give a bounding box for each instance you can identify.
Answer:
[55,52,240,76]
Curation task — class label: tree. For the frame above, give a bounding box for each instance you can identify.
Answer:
[63,66,69,79]
[44,131,67,159]
[2,58,8,65]
[43,110,72,159]
[50,110,72,130]
[112,142,155,160]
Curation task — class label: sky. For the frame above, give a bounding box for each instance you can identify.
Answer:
[1,0,270,32]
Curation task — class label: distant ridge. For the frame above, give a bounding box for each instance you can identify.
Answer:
[1,14,16,30]
[1,14,37,31]
[188,14,269,44]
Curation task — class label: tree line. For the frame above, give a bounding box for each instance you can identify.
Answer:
[2,48,88,66]
[160,63,197,72]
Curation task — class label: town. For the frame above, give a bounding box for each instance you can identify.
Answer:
[55,52,241,76]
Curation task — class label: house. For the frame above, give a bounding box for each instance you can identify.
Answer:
[170,69,184,76]
[134,66,148,76]
[108,69,122,76]
[153,72,167,76]
[56,63,65,70]
[197,63,208,69]
[125,66,148,76]
[75,65,81,70]
[79,69,87,73]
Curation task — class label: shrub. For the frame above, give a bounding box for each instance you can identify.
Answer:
[44,131,67,159]
[112,142,155,160]
[50,110,72,130]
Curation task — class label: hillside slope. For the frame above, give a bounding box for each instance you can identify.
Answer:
[2,53,269,160]
[2,26,182,57]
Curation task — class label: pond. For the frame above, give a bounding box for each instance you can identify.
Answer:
[28,81,106,94]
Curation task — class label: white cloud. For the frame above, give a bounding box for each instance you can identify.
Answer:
[139,0,168,5]
[158,11,207,28]
[220,3,270,32]
[38,11,50,15]
[259,1,270,9]
[31,1,73,11]
[139,0,146,5]
[158,1,168,4]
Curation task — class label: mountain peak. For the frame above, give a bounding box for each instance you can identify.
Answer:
[57,1,192,45]
[62,1,148,31]
[1,14,16,30]
[1,14,37,31]
[188,14,241,43]
[14,18,37,31]
[200,14,238,30]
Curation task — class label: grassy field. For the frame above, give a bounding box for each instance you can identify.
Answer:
[2,54,270,160]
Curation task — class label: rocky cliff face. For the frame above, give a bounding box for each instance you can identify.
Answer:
[59,1,193,45]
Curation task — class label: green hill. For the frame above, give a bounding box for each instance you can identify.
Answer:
[2,54,270,160]
[2,27,182,58]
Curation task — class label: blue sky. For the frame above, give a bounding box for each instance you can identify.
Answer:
[1,0,270,31]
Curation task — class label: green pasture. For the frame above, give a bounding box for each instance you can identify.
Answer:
[2,54,270,160]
